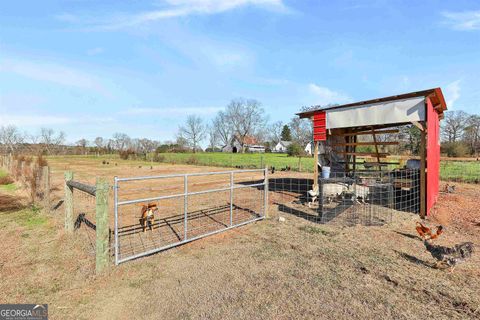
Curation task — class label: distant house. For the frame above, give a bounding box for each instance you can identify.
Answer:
[222,135,265,153]
[273,141,292,153]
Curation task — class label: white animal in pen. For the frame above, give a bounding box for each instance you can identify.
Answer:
[308,183,348,207]
[308,182,371,207]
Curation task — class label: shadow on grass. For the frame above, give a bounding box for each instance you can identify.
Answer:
[395,231,422,241]
[394,250,432,268]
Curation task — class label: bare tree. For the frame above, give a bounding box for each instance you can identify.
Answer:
[94,137,104,149]
[207,125,220,151]
[225,98,266,153]
[289,117,312,146]
[442,111,469,142]
[268,121,284,144]
[212,111,233,148]
[178,115,207,153]
[0,125,24,154]
[39,128,65,154]
[464,115,480,155]
[112,133,131,151]
[76,139,88,154]
[137,138,156,154]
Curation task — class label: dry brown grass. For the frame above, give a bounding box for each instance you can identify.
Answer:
[0,156,479,319]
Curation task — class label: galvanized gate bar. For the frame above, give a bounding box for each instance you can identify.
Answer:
[115,168,264,182]
[117,182,266,206]
[114,169,266,264]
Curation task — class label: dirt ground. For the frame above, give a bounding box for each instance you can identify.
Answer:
[0,156,479,319]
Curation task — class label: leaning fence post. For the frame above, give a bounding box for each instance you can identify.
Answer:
[95,178,110,274]
[64,171,74,233]
[43,166,50,213]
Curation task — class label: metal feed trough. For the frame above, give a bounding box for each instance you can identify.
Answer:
[114,169,267,264]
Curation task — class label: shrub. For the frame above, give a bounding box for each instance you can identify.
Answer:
[119,149,136,160]
[36,154,48,167]
[0,175,14,185]
[152,153,166,163]
[186,155,199,165]
[287,143,304,157]
[441,142,469,157]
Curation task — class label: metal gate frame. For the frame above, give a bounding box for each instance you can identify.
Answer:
[114,168,267,265]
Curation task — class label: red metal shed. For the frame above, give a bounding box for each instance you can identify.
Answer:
[298,88,447,217]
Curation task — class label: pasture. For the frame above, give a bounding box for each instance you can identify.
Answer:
[58,153,480,182]
[0,156,479,319]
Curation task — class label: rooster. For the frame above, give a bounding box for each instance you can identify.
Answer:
[415,224,475,272]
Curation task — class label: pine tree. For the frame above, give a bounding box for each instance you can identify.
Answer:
[281,125,292,141]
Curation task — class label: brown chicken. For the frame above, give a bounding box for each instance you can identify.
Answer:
[416,222,443,240]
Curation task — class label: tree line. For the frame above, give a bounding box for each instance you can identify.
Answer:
[441,111,480,157]
[177,98,312,153]
[1,101,478,158]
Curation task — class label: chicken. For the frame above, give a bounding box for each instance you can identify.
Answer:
[415,223,474,271]
[415,222,443,240]
[443,183,456,193]
[423,241,475,272]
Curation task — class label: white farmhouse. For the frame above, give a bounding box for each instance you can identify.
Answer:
[273,141,292,153]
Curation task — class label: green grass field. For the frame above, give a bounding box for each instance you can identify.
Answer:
[440,161,480,183]
[49,153,480,183]
[152,152,316,171]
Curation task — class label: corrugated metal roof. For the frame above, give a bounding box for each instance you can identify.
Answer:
[297,87,447,119]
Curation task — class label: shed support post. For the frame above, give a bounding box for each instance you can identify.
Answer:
[313,141,319,190]
[420,123,427,219]
[64,171,74,233]
[96,178,110,274]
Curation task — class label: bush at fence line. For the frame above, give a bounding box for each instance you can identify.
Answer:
[0,175,14,185]
[152,152,166,163]
[119,149,136,160]
[186,155,199,165]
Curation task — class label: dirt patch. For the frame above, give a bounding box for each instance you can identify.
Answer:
[1,156,479,319]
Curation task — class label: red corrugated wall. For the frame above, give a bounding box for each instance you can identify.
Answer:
[313,111,327,141]
[426,97,440,215]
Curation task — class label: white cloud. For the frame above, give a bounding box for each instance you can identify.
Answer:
[442,10,480,31]
[87,47,104,56]
[444,80,461,109]
[120,106,223,116]
[308,84,352,105]
[0,58,107,95]
[57,0,289,30]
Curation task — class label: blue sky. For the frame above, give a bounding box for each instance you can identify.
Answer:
[1,0,479,143]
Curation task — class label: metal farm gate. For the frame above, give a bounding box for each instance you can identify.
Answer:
[114,169,267,264]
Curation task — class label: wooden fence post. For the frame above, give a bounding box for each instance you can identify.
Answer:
[43,166,50,214]
[95,178,110,274]
[64,171,74,233]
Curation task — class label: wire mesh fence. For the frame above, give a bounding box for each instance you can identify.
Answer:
[114,169,267,264]
[269,169,420,226]
[72,186,97,255]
